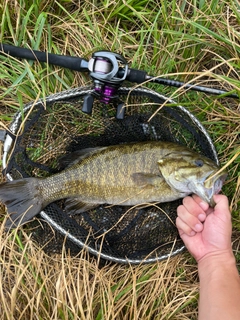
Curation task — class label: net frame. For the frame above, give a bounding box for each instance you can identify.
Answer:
[2,86,218,264]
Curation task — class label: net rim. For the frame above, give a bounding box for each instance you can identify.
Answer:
[2,86,218,264]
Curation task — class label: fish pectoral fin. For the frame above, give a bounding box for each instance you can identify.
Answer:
[131,172,164,188]
[64,198,99,215]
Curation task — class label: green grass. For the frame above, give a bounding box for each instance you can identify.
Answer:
[0,0,239,319]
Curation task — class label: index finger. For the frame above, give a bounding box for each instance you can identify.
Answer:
[192,194,209,211]
[181,195,208,221]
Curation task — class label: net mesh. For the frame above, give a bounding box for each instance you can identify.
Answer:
[4,86,217,263]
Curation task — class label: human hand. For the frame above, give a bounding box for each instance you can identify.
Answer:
[176,194,232,262]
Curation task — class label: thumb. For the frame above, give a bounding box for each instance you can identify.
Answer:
[213,194,231,220]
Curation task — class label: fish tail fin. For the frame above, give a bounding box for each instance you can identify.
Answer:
[0,178,43,229]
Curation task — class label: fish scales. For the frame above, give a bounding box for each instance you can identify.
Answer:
[39,142,169,205]
[0,141,227,229]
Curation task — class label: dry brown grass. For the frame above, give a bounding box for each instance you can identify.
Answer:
[0,223,199,320]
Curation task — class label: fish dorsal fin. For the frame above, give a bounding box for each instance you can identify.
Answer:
[131,172,164,187]
[59,147,107,169]
[64,197,99,215]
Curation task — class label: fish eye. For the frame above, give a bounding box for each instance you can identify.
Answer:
[195,159,204,167]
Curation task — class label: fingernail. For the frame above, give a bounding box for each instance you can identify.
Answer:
[190,230,196,236]
[199,201,208,211]
[198,213,206,222]
[195,223,203,232]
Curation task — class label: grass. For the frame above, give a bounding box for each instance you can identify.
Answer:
[1,228,199,319]
[0,0,239,319]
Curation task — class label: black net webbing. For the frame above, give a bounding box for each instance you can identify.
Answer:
[4,87,217,264]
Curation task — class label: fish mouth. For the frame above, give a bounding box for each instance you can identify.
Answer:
[203,171,227,206]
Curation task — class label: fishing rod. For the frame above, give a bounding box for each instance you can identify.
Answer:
[1,43,239,119]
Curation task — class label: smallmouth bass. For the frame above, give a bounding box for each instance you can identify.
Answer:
[0,141,227,229]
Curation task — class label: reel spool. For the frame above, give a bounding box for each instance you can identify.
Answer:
[2,86,218,264]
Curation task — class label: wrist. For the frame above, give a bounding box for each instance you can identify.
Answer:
[198,250,237,279]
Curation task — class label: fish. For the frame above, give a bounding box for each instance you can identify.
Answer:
[0,141,227,229]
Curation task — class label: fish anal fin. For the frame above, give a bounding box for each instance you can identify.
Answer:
[64,197,99,215]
